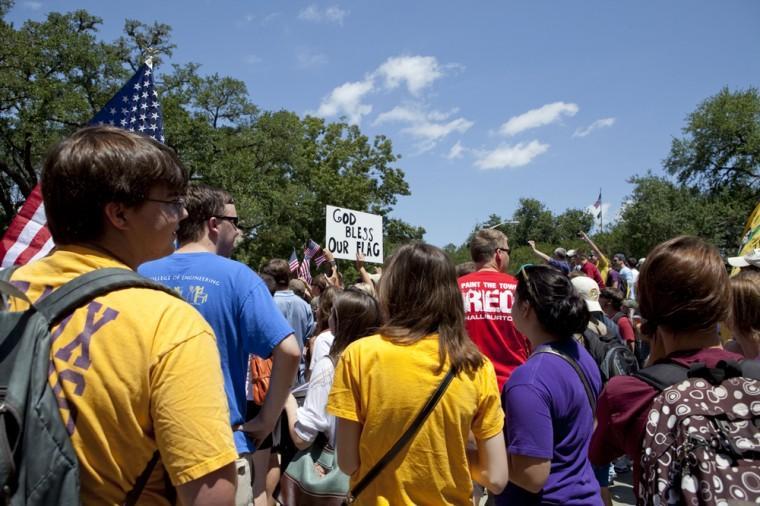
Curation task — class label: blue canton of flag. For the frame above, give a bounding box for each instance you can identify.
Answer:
[288,248,299,272]
[89,63,164,143]
[305,239,326,266]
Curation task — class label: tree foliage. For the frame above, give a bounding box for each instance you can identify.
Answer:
[0,7,419,269]
[665,87,760,194]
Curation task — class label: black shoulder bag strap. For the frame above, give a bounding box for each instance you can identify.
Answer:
[535,347,596,412]
[346,367,456,504]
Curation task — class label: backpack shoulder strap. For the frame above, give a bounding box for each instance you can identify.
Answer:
[33,267,179,327]
[535,347,596,412]
[632,362,688,391]
[739,359,760,380]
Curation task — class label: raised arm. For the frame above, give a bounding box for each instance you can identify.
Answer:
[355,251,372,286]
[527,240,551,263]
[580,232,606,263]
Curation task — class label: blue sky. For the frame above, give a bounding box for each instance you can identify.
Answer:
[8,0,760,246]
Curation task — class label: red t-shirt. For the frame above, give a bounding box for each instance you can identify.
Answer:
[458,269,530,390]
[580,261,605,290]
[617,316,635,343]
[589,347,744,494]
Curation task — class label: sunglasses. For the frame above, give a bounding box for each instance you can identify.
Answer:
[213,215,240,227]
[496,247,511,255]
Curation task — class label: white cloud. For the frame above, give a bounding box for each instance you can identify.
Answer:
[447,141,465,160]
[314,79,374,124]
[244,13,255,22]
[403,118,473,142]
[474,141,549,170]
[298,5,348,25]
[573,117,616,138]
[23,1,42,9]
[375,56,443,96]
[499,102,579,137]
[586,202,610,219]
[373,105,472,152]
[297,48,328,68]
[244,54,262,65]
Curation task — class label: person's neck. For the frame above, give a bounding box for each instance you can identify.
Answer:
[176,237,216,254]
[85,237,137,270]
[477,259,501,273]
[662,327,722,356]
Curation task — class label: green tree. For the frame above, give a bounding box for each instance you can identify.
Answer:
[511,198,555,246]
[665,87,760,194]
[0,7,420,270]
[554,208,594,243]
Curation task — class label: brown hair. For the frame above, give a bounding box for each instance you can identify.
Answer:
[599,288,625,311]
[176,183,234,244]
[289,278,310,301]
[638,236,730,335]
[470,229,508,264]
[42,125,188,244]
[315,286,340,335]
[379,242,484,374]
[261,258,292,288]
[730,269,760,336]
[329,288,381,361]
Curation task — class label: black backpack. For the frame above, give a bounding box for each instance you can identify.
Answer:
[0,267,178,505]
[582,319,639,383]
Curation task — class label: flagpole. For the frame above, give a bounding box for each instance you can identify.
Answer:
[599,187,603,232]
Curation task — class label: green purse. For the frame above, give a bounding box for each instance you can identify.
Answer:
[278,433,349,506]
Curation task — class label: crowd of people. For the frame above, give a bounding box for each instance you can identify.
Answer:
[2,125,759,505]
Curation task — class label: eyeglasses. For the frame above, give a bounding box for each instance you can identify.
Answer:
[145,197,186,212]
[213,215,240,228]
[497,247,511,255]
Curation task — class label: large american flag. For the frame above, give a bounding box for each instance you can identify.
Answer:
[0,62,163,267]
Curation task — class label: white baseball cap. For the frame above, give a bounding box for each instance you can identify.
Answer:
[571,276,602,313]
[727,248,760,268]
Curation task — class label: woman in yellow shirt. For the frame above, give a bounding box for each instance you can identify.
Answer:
[328,242,508,505]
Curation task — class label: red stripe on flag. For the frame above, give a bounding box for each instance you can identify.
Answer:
[0,184,51,267]
[15,225,52,266]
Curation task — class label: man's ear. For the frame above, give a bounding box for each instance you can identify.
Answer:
[207,216,220,240]
[103,202,129,231]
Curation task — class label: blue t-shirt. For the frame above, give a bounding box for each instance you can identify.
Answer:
[273,290,314,384]
[140,252,293,453]
[497,339,603,506]
[547,259,570,275]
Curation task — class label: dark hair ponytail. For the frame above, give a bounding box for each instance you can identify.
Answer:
[516,265,589,338]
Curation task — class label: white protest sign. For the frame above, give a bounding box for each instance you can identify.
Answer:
[325,205,383,263]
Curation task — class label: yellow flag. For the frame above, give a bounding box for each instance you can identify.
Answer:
[731,200,760,276]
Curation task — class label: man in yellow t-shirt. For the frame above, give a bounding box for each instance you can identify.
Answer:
[9,126,237,505]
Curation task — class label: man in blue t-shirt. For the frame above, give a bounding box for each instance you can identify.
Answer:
[261,258,315,385]
[140,183,300,505]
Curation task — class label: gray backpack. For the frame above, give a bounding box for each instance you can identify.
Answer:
[0,267,178,506]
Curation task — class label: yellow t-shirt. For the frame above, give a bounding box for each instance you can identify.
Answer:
[9,246,237,505]
[597,254,610,285]
[327,333,504,506]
